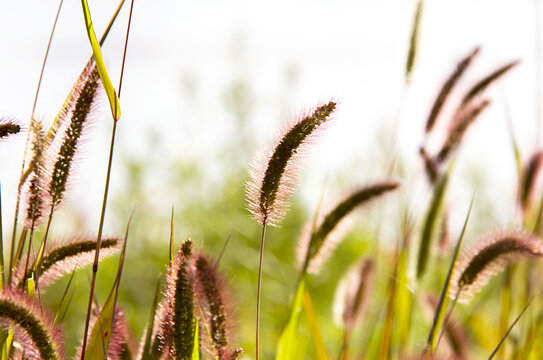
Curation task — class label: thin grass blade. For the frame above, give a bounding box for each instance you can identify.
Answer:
[417,165,452,279]
[488,294,535,359]
[302,291,330,360]
[192,320,200,360]
[424,196,473,354]
[140,276,161,360]
[80,0,121,120]
[275,277,306,360]
[83,218,129,359]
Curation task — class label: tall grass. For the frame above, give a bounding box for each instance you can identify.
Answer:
[0,3,542,360]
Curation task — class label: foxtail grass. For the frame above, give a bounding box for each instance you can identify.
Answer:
[81,0,134,357]
[0,118,22,140]
[298,181,399,274]
[424,47,479,134]
[247,100,336,359]
[450,232,543,302]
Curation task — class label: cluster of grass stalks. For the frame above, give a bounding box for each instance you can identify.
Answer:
[2,1,543,360]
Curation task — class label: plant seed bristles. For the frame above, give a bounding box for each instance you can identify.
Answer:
[151,238,195,359]
[425,47,480,134]
[47,65,101,207]
[16,236,120,290]
[44,60,97,148]
[195,254,236,360]
[340,258,375,331]
[0,289,63,360]
[0,117,22,141]
[298,180,399,274]
[247,100,336,226]
[460,60,520,107]
[519,150,543,214]
[436,98,490,164]
[450,231,543,302]
[24,118,47,229]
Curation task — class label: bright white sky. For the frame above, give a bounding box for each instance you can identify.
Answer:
[0,1,540,235]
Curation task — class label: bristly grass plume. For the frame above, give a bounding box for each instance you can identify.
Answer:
[247,100,336,227]
[298,181,399,274]
[450,232,543,302]
[0,118,22,141]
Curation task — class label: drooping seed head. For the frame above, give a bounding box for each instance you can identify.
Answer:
[0,289,63,360]
[436,98,490,164]
[247,101,336,226]
[0,117,22,141]
[298,181,399,274]
[450,231,543,302]
[425,47,480,134]
[460,60,520,107]
[17,236,120,290]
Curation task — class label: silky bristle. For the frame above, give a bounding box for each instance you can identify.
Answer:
[450,231,543,302]
[247,101,336,226]
[298,181,399,274]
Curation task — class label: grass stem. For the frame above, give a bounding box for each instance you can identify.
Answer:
[81,0,134,356]
[256,220,267,360]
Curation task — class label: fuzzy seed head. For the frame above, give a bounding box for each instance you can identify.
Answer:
[17,236,119,289]
[152,239,196,359]
[24,118,47,228]
[247,101,336,226]
[425,47,480,134]
[519,150,543,214]
[298,181,399,274]
[450,231,543,302]
[0,118,22,140]
[460,60,519,107]
[436,99,490,164]
[339,258,374,331]
[195,255,236,359]
[48,66,100,206]
[0,289,63,360]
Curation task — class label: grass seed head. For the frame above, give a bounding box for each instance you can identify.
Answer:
[298,181,399,274]
[17,236,119,289]
[460,60,520,107]
[450,231,543,302]
[425,47,480,134]
[519,150,543,214]
[0,117,22,140]
[47,66,101,207]
[24,118,47,228]
[247,100,336,226]
[339,258,375,331]
[0,289,63,360]
[436,99,490,164]
[195,255,237,360]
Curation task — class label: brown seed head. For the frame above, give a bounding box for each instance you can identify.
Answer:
[450,231,543,302]
[247,101,336,226]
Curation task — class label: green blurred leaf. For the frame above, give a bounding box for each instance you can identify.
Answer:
[275,277,306,360]
[84,217,129,359]
[302,290,329,360]
[425,198,472,353]
[417,165,452,279]
[192,319,200,360]
[80,0,121,120]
